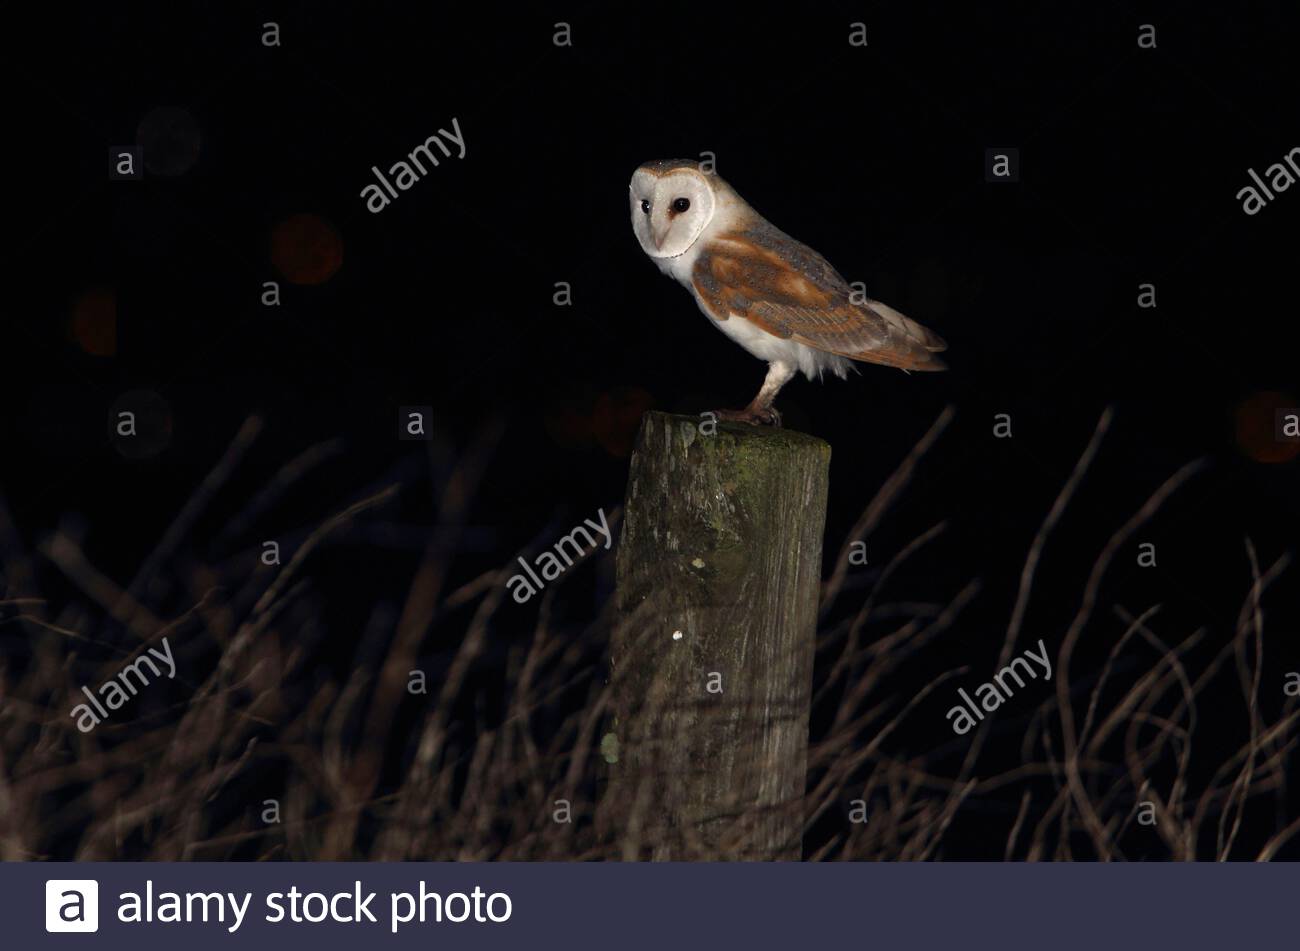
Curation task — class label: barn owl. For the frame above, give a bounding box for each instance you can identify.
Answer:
[630,159,947,425]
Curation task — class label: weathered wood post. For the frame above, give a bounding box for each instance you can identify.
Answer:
[601,411,830,860]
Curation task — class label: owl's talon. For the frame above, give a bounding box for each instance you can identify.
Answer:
[714,406,782,427]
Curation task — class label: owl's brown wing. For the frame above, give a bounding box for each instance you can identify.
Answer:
[692,224,947,371]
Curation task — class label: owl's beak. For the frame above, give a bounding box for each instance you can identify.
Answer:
[651,221,672,250]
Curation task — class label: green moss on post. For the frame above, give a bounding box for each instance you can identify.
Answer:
[600,411,831,860]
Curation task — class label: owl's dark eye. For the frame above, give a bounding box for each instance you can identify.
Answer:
[672,197,691,213]
[640,199,651,214]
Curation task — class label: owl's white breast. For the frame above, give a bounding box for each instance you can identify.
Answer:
[653,226,708,284]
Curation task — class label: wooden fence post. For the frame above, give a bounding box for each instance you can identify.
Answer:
[600,411,830,860]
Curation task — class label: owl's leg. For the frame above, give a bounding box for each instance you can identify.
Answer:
[715,360,795,427]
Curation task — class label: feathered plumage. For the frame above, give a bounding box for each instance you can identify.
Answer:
[630,160,946,424]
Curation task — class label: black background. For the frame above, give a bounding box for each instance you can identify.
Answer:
[4,2,1298,858]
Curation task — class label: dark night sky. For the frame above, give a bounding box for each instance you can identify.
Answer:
[4,3,1298,857]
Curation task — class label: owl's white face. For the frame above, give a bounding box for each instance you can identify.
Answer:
[629,167,717,259]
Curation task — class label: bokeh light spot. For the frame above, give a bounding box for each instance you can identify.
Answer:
[1235,390,1300,464]
[108,389,173,460]
[69,287,117,357]
[271,213,344,285]
[137,106,202,176]
[544,399,595,449]
[593,387,654,458]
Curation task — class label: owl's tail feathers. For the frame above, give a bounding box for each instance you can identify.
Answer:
[879,348,948,371]
[840,341,947,371]
[861,299,949,371]
[904,350,948,371]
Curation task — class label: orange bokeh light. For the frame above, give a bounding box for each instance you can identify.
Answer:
[69,287,117,357]
[593,387,654,458]
[271,213,344,285]
[1235,390,1300,464]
